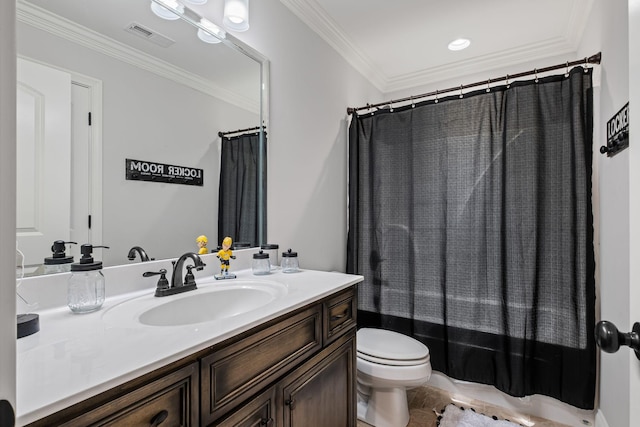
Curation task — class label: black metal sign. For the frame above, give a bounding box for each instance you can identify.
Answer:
[601,102,629,157]
[125,159,203,186]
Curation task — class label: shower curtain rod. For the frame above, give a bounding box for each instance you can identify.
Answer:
[218,125,266,138]
[346,52,601,115]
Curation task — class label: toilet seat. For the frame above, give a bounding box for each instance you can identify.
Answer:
[357,328,430,366]
[357,351,430,366]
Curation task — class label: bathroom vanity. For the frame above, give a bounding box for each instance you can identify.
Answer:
[16,260,361,426]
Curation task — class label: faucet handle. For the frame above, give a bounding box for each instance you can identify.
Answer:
[143,269,170,292]
[184,265,197,286]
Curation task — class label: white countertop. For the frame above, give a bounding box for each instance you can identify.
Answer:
[16,266,362,425]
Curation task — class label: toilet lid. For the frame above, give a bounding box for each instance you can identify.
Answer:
[357,328,429,362]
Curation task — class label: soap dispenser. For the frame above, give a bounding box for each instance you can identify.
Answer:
[68,244,109,313]
[44,240,77,274]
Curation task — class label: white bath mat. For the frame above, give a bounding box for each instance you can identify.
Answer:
[437,404,523,427]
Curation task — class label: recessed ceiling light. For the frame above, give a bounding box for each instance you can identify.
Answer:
[448,38,471,51]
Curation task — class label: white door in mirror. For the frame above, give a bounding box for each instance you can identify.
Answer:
[16,59,71,266]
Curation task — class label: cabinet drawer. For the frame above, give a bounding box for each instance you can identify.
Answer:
[323,287,357,345]
[201,305,322,424]
[61,362,199,426]
[212,387,276,427]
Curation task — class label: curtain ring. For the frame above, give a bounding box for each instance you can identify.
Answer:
[534,68,539,83]
[366,103,374,116]
[434,89,439,104]
[459,84,463,98]
[486,78,491,93]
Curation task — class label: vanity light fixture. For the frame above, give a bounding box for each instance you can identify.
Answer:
[223,0,250,32]
[198,18,226,44]
[184,0,208,4]
[150,0,184,20]
[448,38,471,51]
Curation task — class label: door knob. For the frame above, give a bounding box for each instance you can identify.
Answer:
[595,320,640,360]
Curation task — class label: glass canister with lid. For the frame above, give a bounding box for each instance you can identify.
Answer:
[252,250,271,275]
[281,248,299,273]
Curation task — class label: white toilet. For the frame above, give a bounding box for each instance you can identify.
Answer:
[356,328,432,427]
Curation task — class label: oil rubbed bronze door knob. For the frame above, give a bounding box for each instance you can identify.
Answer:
[595,320,640,360]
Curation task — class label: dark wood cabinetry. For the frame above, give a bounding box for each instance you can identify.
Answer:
[201,305,322,424]
[279,335,355,427]
[28,362,200,427]
[27,285,357,427]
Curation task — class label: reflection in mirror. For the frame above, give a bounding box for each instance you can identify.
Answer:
[16,0,268,275]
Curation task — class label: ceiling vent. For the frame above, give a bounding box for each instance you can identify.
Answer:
[125,22,175,48]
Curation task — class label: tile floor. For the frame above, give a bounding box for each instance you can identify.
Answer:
[357,385,573,427]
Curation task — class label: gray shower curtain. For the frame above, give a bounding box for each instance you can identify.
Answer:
[218,132,266,247]
[347,68,596,409]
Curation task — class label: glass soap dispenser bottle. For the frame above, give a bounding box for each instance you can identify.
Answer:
[43,240,77,274]
[68,244,109,314]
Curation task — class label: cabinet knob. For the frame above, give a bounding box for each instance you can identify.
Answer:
[285,398,296,410]
[260,417,274,426]
[149,409,169,426]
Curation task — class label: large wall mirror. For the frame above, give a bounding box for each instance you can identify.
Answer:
[16,0,268,273]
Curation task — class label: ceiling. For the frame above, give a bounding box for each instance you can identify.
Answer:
[280,0,595,93]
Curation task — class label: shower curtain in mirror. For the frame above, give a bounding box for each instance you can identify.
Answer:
[347,68,596,409]
[218,131,266,247]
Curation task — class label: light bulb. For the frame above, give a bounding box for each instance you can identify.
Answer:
[223,0,249,32]
[150,0,184,21]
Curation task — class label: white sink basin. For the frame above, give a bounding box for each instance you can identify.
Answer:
[103,280,287,327]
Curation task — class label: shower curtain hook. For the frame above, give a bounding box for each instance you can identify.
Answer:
[410,96,415,108]
[506,74,510,88]
[459,84,463,98]
[434,89,439,104]
[534,68,539,83]
[486,78,491,92]
[389,100,394,112]
[565,61,570,77]
[584,57,589,73]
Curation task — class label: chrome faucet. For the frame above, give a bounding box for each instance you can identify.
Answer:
[171,252,205,289]
[127,246,150,262]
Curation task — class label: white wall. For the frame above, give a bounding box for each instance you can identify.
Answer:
[628,2,640,427]
[17,22,258,265]
[231,0,382,272]
[577,1,631,426]
[0,0,17,421]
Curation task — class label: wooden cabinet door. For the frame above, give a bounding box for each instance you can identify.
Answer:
[279,336,355,427]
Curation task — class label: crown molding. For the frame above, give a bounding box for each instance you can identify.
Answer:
[385,36,578,93]
[16,0,258,114]
[279,0,388,91]
[280,0,593,94]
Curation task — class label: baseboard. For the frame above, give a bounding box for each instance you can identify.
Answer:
[595,409,609,427]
